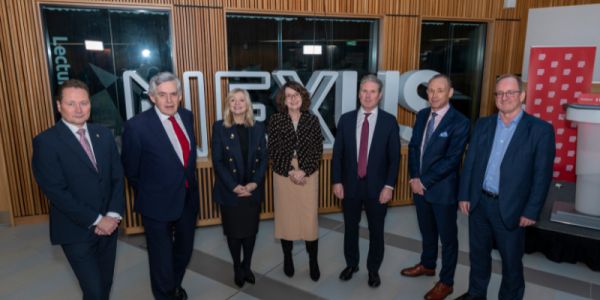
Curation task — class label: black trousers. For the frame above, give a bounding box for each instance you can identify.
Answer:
[62,233,118,300]
[342,179,388,273]
[142,191,198,300]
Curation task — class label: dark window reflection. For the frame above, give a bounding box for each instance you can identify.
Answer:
[227,14,378,133]
[41,5,173,136]
[420,21,486,122]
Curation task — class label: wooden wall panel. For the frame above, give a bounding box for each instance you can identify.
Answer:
[419,0,494,19]
[381,0,419,15]
[225,0,322,14]
[380,15,420,127]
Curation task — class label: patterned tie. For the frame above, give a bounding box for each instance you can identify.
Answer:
[77,128,97,171]
[357,112,371,178]
[168,115,190,168]
[423,112,437,149]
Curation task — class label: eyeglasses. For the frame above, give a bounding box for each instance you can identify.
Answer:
[494,90,521,99]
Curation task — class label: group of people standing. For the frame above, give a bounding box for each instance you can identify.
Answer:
[32,70,555,300]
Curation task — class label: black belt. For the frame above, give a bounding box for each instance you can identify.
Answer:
[482,189,499,199]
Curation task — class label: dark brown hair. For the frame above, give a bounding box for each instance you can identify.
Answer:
[56,79,90,102]
[275,81,311,113]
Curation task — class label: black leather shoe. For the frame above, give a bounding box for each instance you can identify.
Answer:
[454,292,486,300]
[174,286,188,300]
[368,272,380,288]
[234,268,245,288]
[339,266,359,281]
[244,269,256,284]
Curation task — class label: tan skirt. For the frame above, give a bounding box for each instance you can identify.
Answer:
[273,158,319,241]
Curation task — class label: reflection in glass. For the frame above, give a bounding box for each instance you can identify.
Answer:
[420,21,487,122]
[41,5,173,136]
[227,14,378,133]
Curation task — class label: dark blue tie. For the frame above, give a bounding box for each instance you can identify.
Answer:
[423,112,437,149]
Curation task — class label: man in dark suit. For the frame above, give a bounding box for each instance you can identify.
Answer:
[332,74,400,288]
[122,72,199,300]
[455,74,555,300]
[401,74,469,300]
[32,79,124,300]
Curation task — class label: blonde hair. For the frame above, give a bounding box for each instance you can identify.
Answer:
[223,88,255,128]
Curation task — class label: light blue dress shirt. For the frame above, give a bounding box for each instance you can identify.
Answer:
[482,111,524,194]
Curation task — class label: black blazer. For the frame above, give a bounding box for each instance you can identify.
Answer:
[459,112,556,229]
[121,108,199,221]
[32,121,124,245]
[211,120,268,206]
[267,112,323,177]
[408,106,469,204]
[332,109,400,199]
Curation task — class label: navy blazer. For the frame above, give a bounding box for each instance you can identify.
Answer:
[121,108,199,222]
[332,109,401,199]
[458,112,555,229]
[32,121,124,245]
[408,106,469,204]
[211,120,268,206]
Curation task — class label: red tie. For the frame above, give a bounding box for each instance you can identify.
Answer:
[357,112,371,178]
[168,116,190,187]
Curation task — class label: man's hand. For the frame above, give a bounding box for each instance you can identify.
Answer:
[458,201,470,215]
[95,216,119,236]
[379,187,393,204]
[409,178,425,196]
[333,183,344,200]
[519,216,536,227]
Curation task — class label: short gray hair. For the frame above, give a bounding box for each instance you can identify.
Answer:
[148,72,181,96]
[359,74,383,93]
[496,74,523,92]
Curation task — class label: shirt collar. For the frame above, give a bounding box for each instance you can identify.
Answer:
[497,110,524,128]
[431,104,450,118]
[62,119,88,135]
[154,106,178,122]
[359,106,378,118]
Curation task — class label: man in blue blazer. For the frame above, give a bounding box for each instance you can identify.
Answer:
[332,74,400,288]
[401,74,469,300]
[122,72,199,300]
[32,79,124,300]
[455,75,555,300]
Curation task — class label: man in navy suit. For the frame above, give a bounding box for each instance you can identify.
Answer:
[455,74,555,300]
[332,74,400,288]
[32,79,124,300]
[122,72,199,300]
[401,74,469,300]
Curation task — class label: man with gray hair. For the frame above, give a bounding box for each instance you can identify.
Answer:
[122,72,199,300]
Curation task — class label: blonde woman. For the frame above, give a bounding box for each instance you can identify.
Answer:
[212,88,267,288]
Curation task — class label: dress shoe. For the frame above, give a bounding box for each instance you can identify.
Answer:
[309,259,320,281]
[400,264,435,277]
[367,272,381,288]
[425,282,453,300]
[234,268,245,288]
[339,266,359,281]
[173,286,188,300]
[283,255,295,277]
[454,292,486,300]
[244,269,256,284]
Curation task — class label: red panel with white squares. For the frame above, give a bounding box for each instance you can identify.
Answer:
[526,46,596,182]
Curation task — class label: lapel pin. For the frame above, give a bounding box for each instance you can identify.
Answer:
[96,134,100,138]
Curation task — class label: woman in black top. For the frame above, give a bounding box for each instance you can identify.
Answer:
[212,88,267,287]
[268,81,324,281]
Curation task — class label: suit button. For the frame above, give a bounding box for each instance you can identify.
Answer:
[255,159,259,162]
[233,169,237,173]
[257,146,261,150]
[229,158,233,162]
[225,146,229,150]
[252,170,255,173]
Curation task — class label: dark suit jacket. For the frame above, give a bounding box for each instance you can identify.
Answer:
[32,121,124,245]
[121,108,199,222]
[458,112,556,229]
[408,106,469,204]
[332,109,400,199]
[211,120,268,206]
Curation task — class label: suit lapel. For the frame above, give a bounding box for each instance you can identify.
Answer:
[480,115,498,164]
[225,125,245,175]
[424,107,453,152]
[56,121,98,173]
[87,125,104,174]
[502,113,531,165]
[367,110,385,164]
[349,111,358,164]
[149,109,183,166]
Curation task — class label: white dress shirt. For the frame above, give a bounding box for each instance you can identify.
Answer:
[355,106,378,161]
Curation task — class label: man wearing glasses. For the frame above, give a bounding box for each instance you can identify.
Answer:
[455,74,555,300]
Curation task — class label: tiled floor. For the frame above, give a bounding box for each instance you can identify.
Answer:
[1,206,598,300]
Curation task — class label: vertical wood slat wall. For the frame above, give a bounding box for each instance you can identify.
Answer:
[1,0,599,229]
